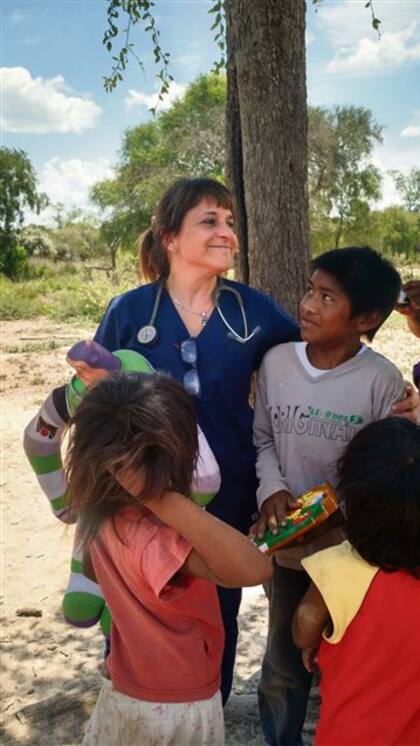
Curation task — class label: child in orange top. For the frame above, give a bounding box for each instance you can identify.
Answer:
[66,371,272,746]
[293,418,420,746]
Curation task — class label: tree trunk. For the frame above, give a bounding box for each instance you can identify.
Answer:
[225,0,309,318]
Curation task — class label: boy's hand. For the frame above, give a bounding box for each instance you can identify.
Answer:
[392,383,420,423]
[302,646,319,673]
[249,490,301,539]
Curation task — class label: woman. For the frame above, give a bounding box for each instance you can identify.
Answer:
[92,177,418,703]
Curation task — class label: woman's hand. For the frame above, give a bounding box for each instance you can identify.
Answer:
[396,280,420,315]
[249,490,301,539]
[392,382,420,423]
[396,280,420,338]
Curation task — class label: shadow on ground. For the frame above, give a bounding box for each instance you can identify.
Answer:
[1,596,318,745]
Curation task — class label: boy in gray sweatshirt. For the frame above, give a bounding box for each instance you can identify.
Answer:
[252,247,405,746]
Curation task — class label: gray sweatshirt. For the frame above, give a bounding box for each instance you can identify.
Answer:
[253,342,405,568]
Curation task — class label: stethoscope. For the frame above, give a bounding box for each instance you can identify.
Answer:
[137,278,261,345]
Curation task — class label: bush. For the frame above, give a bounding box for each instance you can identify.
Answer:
[0,257,138,322]
[0,275,47,319]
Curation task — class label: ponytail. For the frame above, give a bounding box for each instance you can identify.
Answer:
[137,226,170,282]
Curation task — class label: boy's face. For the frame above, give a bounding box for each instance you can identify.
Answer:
[300,270,363,345]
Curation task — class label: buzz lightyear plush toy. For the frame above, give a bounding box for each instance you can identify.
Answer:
[23,341,221,639]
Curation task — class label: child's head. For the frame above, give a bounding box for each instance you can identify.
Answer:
[66,372,198,545]
[301,247,401,343]
[338,418,420,577]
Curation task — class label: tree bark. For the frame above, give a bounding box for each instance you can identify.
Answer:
[225,0,309,318]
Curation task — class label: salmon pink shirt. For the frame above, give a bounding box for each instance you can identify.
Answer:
[90,507,224,703]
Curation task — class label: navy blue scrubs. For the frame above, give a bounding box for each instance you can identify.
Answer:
[94,278,299,702]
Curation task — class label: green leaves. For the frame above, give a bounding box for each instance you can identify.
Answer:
[91,73,227,252]
[0,148,48,278]
[312,0,381,36]
[102,0,172,109]
[208,0,226,72]
[308,106,384,250]
[390,168,420,213]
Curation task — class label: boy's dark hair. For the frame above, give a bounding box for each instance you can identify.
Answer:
[311,247,401,340]
[65,372,198,548]
[338,418,420,577]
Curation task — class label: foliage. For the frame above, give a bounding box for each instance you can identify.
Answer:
[0,256,138,322]
[103,0,172,112]
[52,221,104,261]
[311,206,420,261]
[308,106,383,249]
[208,1,226,72]
[91,72,226,251]
[375,206,420,258]
[313,0,381,33]
[21,225,56,258]
[103,1,380,96]
[390,168,420,213]
[90,81,415,263]
[0,147,48,279]
[20,210,110,264]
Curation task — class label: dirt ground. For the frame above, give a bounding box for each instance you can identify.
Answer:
[0,315,418,745]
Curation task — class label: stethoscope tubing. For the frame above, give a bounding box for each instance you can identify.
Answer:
[137,278,260,345]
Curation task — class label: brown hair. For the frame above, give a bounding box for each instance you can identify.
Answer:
[138,177,235,281]
[65,372,198,548]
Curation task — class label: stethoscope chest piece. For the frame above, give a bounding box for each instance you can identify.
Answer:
[137,325,158,345]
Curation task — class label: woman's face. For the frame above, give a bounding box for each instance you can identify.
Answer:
[166,198,238,275]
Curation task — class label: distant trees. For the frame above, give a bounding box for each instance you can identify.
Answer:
[90,73,226,256]
[0,148,47,277]
[308,106,383,251]
[4,81,416,284]
[93,80,407,263]
[390,168,420,213]
[101,0,384,315]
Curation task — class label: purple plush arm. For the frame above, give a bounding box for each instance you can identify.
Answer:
[67,340,120,371]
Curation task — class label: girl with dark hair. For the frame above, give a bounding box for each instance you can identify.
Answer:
[292,418,420,746]
[66,372,272,746]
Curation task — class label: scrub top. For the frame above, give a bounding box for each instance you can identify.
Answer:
[94,278,299,533]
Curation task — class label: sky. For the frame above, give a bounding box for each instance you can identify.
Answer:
[2,0,420,223]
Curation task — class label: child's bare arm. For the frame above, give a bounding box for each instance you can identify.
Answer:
[147,491,273,588]
[292,582,331,650]
[293,582,332,672]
